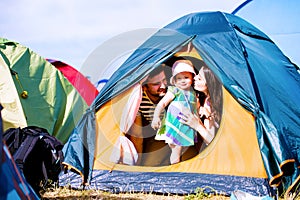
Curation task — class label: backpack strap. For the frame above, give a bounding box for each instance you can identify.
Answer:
[43,134,63,150]
[23,126,49,135]
[13,134,40,171]
[42,134,64,171]
[41,161,48,187]
[3,127,23,154]
[13,126,48,170]
[13,128,21,149]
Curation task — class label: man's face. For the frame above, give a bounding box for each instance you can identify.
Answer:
[145,71,167,98]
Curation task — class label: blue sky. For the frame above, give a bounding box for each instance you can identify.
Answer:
[1,1,299,85]
[1,1,243,80]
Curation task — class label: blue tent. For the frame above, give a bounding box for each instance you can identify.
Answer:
[61,11,300,197]
[232,0,300,67]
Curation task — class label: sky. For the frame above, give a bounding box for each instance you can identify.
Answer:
[1,0,244,84]
[1,0,299,86]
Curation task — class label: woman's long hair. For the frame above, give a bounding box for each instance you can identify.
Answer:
[198,66,223,127]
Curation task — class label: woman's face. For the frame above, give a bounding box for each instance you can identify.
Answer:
[194,69,207,92]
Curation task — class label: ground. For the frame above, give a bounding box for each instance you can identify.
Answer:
[41,187,230,200]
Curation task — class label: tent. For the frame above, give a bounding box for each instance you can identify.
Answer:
[47,59,99,106]
[61,11,300,197]
[1,141,39,199]
[232,0,300,67]
[0,38,88,143]
[0,104,39,199]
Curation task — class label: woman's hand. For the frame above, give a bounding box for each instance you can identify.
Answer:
[179,108,202,130]
[179,107,214,144]
[199,106,211,118]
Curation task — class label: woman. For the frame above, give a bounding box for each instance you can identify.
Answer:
[179,65,222,146]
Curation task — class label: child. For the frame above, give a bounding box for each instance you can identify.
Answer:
[151,59,198,164]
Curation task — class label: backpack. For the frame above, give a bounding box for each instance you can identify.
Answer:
[2,126,64,194]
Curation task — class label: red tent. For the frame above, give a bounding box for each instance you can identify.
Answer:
[47,59,99,106]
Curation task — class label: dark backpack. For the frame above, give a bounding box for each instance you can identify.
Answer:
[2,126,64,194]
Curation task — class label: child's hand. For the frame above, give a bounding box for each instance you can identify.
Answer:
[151,117,161,130]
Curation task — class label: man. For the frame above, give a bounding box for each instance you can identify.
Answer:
[126,66,172,166]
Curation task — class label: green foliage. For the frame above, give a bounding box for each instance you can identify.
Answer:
[185,187,218,200]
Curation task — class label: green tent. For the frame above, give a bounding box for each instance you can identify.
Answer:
[0,38,88,143]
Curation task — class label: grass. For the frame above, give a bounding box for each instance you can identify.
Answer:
[41,186,230,200]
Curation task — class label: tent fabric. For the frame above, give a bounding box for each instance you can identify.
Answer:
[62,11,300,196]
[0,143,39,200]
[47,59,99,106]
[0,56,27,130]
[0,38,89,143]
[0,105,2,160]
[109,136,138,165]
[109,83,142,165]
[232,0,300,67]
[60,172,271,195]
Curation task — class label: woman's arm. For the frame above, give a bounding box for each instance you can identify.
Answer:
[151,91,174,130]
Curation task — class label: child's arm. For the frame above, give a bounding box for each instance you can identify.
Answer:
[151,91,175,130]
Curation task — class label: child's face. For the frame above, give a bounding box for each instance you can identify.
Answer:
[174,72,193,90]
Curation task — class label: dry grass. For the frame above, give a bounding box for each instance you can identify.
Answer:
[41,187,230,200]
